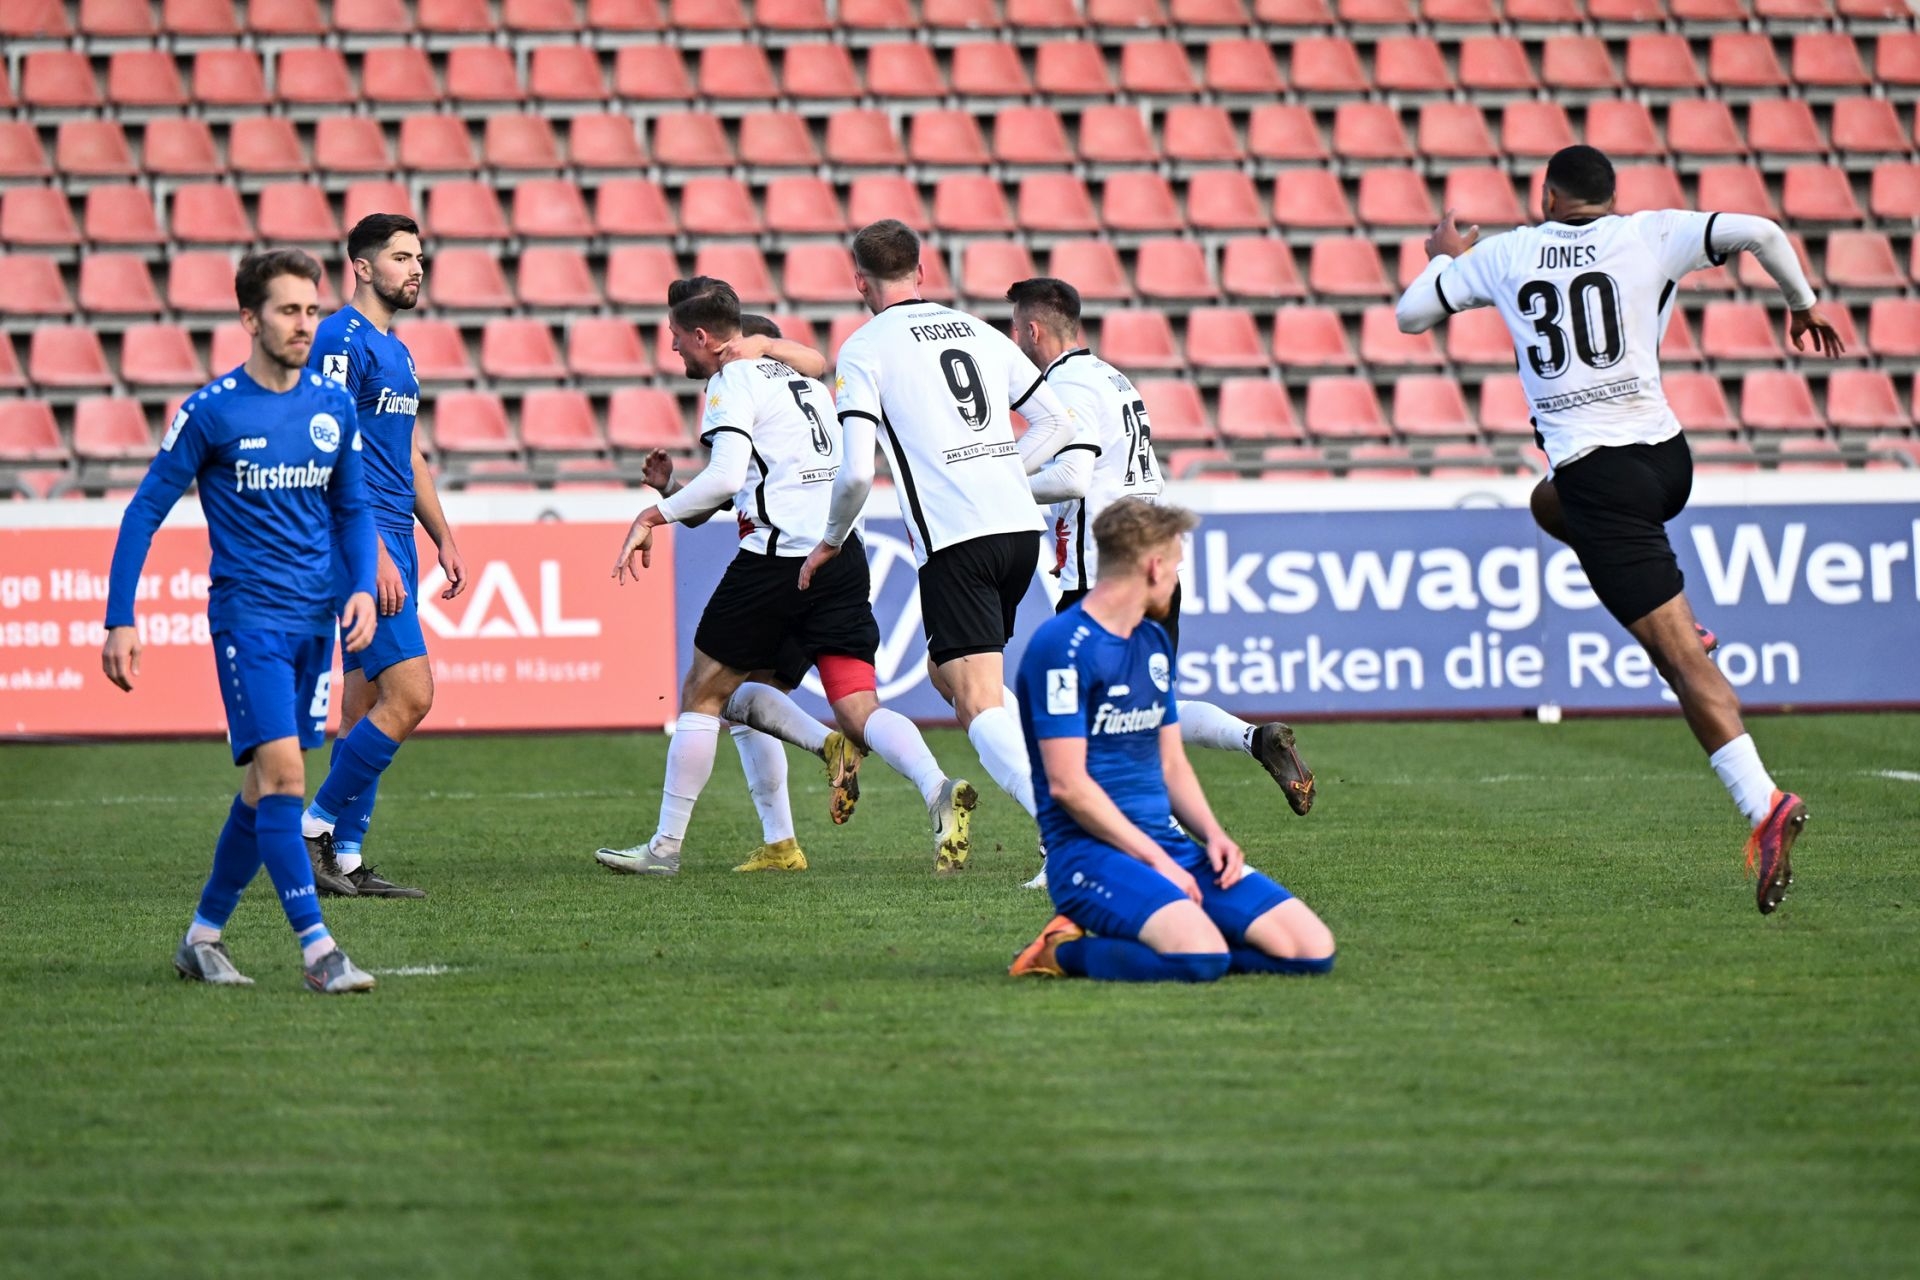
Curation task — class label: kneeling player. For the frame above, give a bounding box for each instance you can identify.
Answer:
[1009,499,1335,981]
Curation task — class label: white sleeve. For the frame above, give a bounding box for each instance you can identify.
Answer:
[1706,212,1817,311]
[822,409,875,548]
[1011,376,1076,473]
[657,429,749,523]
[1397,242,1498,334]
[1026,377,1101,502]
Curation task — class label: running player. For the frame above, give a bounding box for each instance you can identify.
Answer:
[594,281,973,875]
[102,249,380,994]
[1008,499,1336,981]
[300,213,467,900]
[799,220,1092,860]
[1396,145,1843,913]
[1007,277,1316,818]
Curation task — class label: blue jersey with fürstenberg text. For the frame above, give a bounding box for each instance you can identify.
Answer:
[105,367,376,637]
[1015,601,1185,856]
[311,305,419,532]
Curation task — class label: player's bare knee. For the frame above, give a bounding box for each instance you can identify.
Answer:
[247,740,306,798]
[830,692,877,750]
[1246,901,1336,962]
[1140,901,1228,956]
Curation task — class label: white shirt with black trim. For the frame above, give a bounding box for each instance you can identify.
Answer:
[679,355,841,556]
[1396,210,1817,470]
[1044,347,1163,592]
[831,301,1063,566]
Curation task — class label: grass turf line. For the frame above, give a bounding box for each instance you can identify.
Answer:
[1,714,1916,1279]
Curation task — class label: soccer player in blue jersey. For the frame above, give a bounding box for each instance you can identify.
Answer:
[300,213,466,900]
[1009,499,1336,982]
[103,249,380,994]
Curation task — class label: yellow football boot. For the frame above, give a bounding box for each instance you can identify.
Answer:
[733,837,809,873]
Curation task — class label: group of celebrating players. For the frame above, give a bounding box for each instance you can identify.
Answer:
[103,143,1832,993]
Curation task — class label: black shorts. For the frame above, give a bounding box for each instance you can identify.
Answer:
[1056,582,1183,651]
[1552,433,1693,629]
[695,534,880,675]
[920,530,1040,665]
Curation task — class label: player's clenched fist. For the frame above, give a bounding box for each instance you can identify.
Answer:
[340,590,377,653]
[102,625,141,692]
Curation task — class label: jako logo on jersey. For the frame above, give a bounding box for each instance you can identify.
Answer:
[238,436,267,451]
[309,413,341,452]
[1090,701,1167,735]
[373,387,421,416]
[799,529,929,703]
[416,560,599,639]
[323,353,349,385]
[233,460,333,492]
[1149,653,1171,692]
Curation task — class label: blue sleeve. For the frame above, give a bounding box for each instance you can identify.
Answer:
[329,398,377,600]
[1022,624,1090,741]
[310,319,362,395]
[105,403,208,628]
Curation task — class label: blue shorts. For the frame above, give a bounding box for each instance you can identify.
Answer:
[212,630,335,765]
[342,526,428,680]
[1048,836,1294,945]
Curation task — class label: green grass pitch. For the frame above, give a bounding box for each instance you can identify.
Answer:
[3,713,1918,1279]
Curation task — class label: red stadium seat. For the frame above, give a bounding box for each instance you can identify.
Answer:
[207,320,258,373]
[83,186,164,248]
[1100,310,1185,371]
[1135,238,1217,300]
[49,122,125,179]
[1278,169,1358,230]
[1670,0,1745,21]
[1826,369,1910,431]
[572,114,649,171]
[1446,169,1525,226]
[783,243,860,305]
[994,107,1074,167]
[1340,0,1415,21]
[1698,164,1778,218]
[417,0,493,34]
[1160,105,1241,164]
[757,0,832,30]
[257,182,338,242]
[1048,239,1132,301]
[276,48,354,108]
[608,388,690,453]
[1792,33,1871,88]
[30,327,113,389]
[1708,33,1789,90]
[1500,101,1576,159]
[74,397,154,459]
[517,246,600,309]
[428,392,515,455]
[739,113,825,171]
[960,241,1037,301]
[1290,38,1368,96]
[1135,379,1213,443]
[400,116,478,172]
[1459,37,1537,93]
[1376,37,1453,94]
[587,0,667,31]
[1625,34,1703,91]
[427,181,509,240]
[1865,298,1920,360]
[909,112,989,167]
[1702,301,1784,360]
[1355,169,1435,228]
[1748,99,1824,157]
[1423,0,1498,21]
[953,43,1032,98]
[520,390,605,454]
[193,50,270,109]
[1103,172,1184,233]
[849,175,931,231]
[1542,37,1621,92]
[604,245,678,304]
[654,113,735,169]
[1831,97,1909,156]
[428,247,513,310]
[1254,0,1334,21]
[1332,103,1413,163]
[826,111,906,168]
[766,176,846,235]
[1016,174,1098,234]
[1445,306,1515,366]
[1664,100,1747,160]
[332,0,412,35]
[612,46,693,102]
[143,118,221,177]
[868,43,946,99]
[1007,0,1086,26]
[0,401,66,464]
[680,176,761,236]
[1273,307,1357,369]
[1360,306,1443,367]
[166,252,238,313]
[1248,105,1328,164]
[567,317,652,380]
[1870,163,1920,220]
[700,44,778,101]
[1222,237,1305,299]
[513,179,592,239]
[1418,103,1498,161]
[1476,374,1533,437]
[488,115,564,171]
[1216,378,1301,442]
[1660,310,1702,363]
[1188,171,1266,232]
[1823,231,1902,290]
[1205,39,1283,96]
[692,245,779,305]
[784,45,860,101]
[363,48,441,107]
[1304,377,1390,440]
[934,175,1015,234]
[529,46,610,103]
[1590,99,1670,159]
[81,0,154,36]
[1035,43,1116,97]
[447,46,525,104]
[1186,308,1267,371]
[168,184,252,246]
[1614,165,1687,213]
[1080,106,1159,166]
[122,323,205,387]
[504,0,584,30]
[481,319,566,380]
[1393,375,1474,437]
[107,51,187,110]
[1741,370,1823,432]
[25,52,104,111]
[1782,165,1862,221]
[1309,238,1391,298]
[3,254,74,319]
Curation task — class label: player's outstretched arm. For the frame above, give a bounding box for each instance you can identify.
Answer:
[410,428,466,601]
[1396,210,1484,335]
[721,333,829,381]
[1703,213,1845,357]
[1160,725,1244,889]
[101,411,203,692]
[1012,379,1076,476]
[1039,736,1203,904]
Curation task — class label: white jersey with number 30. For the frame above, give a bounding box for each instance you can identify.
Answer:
[1044,348,1162,592]
[697,356,840,555]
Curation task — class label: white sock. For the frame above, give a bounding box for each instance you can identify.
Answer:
[301,809,333,839]
[1708,733,1778,827]
[298,924,336,966]
[966,705,1036,816]
[654,711,723,853]
[730,724,795,845]
[864,707,948,809]
[186,921,221,945]
[724,682,830,756]
[1178,700,1257,754]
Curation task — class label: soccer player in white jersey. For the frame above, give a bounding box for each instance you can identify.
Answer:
[1396,145,1844,914]
[1007,277,1317,821]
[798,220,1093,863]
[594,281,972,876]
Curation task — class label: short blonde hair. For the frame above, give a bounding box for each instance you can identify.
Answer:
[1092,498,1198,573]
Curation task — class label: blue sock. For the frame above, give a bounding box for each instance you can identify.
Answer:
[1229,948,1336,976]
[193,795,262,931]
[1054,938,1229,983]
[309,720,400,830]
[306,736,347,824]
[256,794,324,936]
[329,774,378,862]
